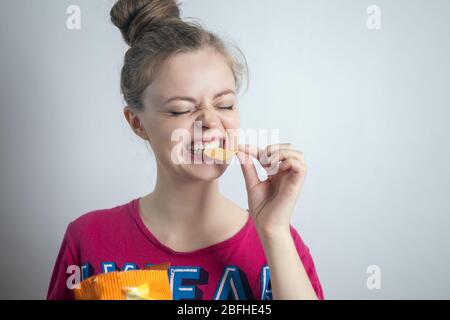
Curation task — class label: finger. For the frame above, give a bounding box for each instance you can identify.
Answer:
[265,143,294,157]
[262,144,295,167]
[237,150,261,192]
[238,144,294,166]
[237,144,270,165]
[237,144,263,158]
[279,158,307,174]
[264,149,305,176]
[267,149,305,166]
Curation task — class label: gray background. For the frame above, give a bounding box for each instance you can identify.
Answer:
[1,0,449,299]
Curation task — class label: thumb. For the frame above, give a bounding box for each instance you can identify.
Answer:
[237,150,261,192]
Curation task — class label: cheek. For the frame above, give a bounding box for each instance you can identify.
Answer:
[145,118,183,152]
[164,120,193,155]
[221,111,240,129]
[220,112,240,148]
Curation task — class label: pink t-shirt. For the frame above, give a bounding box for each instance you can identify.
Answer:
[47,197,324,300]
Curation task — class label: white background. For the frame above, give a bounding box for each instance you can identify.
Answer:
[0,0,449,299]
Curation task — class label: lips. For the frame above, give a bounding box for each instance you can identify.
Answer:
[186,136,225,153]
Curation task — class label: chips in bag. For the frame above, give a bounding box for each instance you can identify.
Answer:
[74,262,172,300]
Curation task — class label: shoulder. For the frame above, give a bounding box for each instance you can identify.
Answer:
[65,198,137,243]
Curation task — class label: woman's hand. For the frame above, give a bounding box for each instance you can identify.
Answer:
[237,144,319,300]
[237,143,307,236]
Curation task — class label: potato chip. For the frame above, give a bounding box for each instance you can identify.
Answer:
[204,148,238,161]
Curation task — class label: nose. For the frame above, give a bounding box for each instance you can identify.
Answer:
[195,106,220,130]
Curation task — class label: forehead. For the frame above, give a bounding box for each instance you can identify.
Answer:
[144,48,236,103]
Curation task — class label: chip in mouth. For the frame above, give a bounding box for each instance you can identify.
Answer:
[203,147,238,161]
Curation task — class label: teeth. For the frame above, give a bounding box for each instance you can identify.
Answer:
[188,140,221,152]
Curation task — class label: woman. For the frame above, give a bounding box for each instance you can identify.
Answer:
[47,0,324,300]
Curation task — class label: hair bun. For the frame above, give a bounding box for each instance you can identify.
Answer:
[110,0,181,46]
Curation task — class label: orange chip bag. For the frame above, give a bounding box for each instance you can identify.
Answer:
[74,262,172,300]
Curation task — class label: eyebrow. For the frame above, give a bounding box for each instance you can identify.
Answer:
[163,89,236,105]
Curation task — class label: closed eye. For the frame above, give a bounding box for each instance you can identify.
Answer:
[170,106,234,116]
[170,110,191,117]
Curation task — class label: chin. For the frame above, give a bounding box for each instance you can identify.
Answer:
[184,162,228,181]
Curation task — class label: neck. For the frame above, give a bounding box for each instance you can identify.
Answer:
[141,163,227,230]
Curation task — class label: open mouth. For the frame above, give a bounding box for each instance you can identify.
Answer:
[185,137,225,158]
[187,137,224,153]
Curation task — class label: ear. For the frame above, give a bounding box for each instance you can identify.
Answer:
[123,106,149,141]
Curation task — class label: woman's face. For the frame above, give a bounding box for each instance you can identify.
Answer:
[125,47,240,181]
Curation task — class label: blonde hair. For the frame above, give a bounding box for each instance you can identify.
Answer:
[110,0,249,110]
